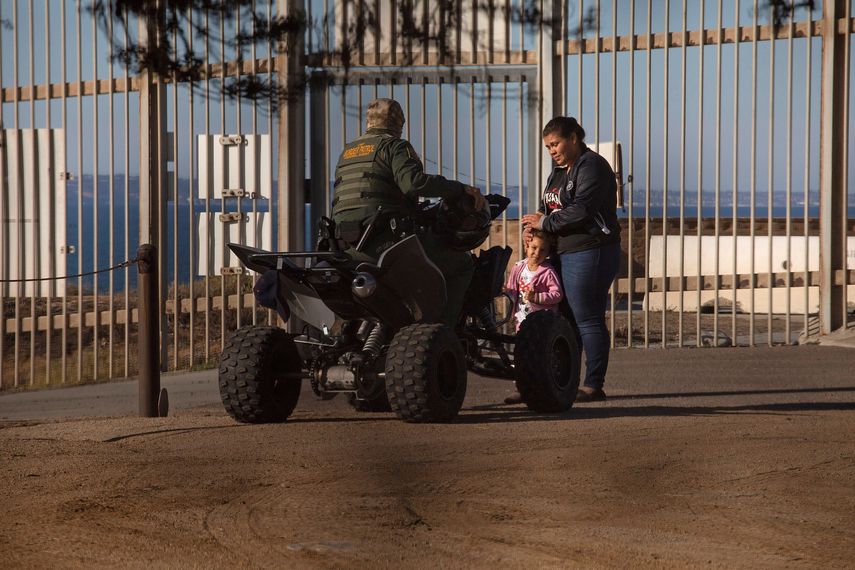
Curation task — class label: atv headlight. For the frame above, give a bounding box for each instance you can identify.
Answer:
[352,273,377,298]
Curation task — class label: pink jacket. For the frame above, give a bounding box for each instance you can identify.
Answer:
[504,260,563,316]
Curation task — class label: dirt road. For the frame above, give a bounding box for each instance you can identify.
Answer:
[2,346,854,569]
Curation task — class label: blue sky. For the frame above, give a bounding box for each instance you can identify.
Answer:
[1,0,854,213]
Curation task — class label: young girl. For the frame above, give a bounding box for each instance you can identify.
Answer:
[502,230,563,405]
[504,229,563,332]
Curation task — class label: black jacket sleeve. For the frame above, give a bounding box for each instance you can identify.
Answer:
[541,155,613,234]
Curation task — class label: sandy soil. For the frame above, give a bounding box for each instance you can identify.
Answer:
[2,346,854,569]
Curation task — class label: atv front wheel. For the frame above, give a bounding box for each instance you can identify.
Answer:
[219,326,303,423]
[385,324,467,422]
[514,310,581,413]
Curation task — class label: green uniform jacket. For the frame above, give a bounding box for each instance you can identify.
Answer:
[332,128,466,223]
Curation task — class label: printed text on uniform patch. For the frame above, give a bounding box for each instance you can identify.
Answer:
[343,143,375,159]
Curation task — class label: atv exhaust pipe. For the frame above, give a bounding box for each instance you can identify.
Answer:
[352,273,377,298]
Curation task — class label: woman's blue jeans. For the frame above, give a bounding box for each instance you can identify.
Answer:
[558,242,621,391]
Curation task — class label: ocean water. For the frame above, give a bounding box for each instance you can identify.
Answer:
[63,176,853,293]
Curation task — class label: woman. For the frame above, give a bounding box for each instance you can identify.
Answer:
[521,116,621,403]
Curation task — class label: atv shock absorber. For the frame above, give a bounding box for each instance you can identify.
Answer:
[477,305,497,330]
[362,324,388,358]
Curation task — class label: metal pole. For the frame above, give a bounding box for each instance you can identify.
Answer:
[138,1,167,368]
[277,0,306,254]
[137,244,160,417]
[819,0,847,333]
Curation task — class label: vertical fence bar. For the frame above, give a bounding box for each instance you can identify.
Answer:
[187,6,196,360]
[803,2,812,337]
[76,0,83,382]
[785,8,794,343]
[12,0,20,387]
[108,2,116,378]
[750,0,758,347]
[24,0,38,384]
[502,79,508,247]
[627,0,635,347]
[235,4,243,334]
[518,78,524,258]
[661,0,669,348]
[842,1,851,326]
[306,0,312,54]
[220,11,226,351]
[713,0,722,344]
[609,0,616,348]
[405,78,410,146]
[644,0,652,348]
[732,0,739,345]
[485,79,491,247]
[324,77,331,215]
[437,78,442,177]
[123,7,130,376]
[173,13,181,364]
[44,0,53,384]
[767,2,775,345]
[678,0,686,347]
[267,0,274,327]
[61,1,69,384]
[250,0,258,326]
[92,3,100,380]
[29,0,36,386]
[594,0,600,150]
[0,0,5,388]
[469,77,475,189]
[453,79,458,180]
[578,0,583,118]
[560,0,566,114]
[204,7,211,361]
[504,0,510,64]
[695,0,704,347]
[420,77,426,161]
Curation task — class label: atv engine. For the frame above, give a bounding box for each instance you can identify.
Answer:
[308,322,388,400]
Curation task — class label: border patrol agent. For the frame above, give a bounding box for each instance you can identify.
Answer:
[331,98,485,327]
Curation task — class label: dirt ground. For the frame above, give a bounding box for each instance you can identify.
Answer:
[2,345,854,569]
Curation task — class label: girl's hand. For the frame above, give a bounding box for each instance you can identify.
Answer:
[523,291,534,303]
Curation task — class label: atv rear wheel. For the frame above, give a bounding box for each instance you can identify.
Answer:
[385,324,467,422]
[219,326,303,423]
[514,311,581,413]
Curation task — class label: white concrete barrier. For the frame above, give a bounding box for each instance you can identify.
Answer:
[644,236,855,314]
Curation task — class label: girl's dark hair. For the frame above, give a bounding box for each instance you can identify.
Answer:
[528,229,555,251]
[542,116,585,141]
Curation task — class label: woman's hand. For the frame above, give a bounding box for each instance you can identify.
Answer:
[520,212,543,235]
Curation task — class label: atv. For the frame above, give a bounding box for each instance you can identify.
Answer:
[218,194,582,423]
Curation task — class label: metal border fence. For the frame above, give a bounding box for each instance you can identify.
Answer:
[1,0,853,390]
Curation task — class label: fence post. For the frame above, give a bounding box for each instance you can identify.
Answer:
[819,0,847,333]
[138,2,169,369]
[277,0,306,254]
[138,244,160,417]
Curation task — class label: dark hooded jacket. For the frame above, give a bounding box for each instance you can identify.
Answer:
[539,146,621,254]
